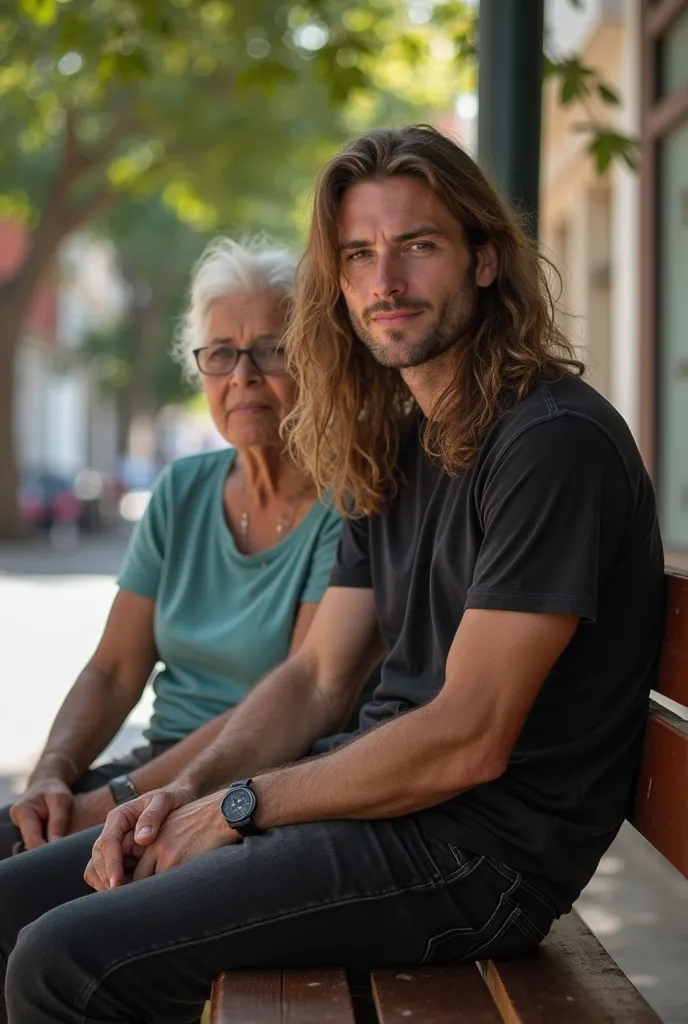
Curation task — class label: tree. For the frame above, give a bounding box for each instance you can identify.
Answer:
[79,198,210,454]
[0,0,633,537]
[0,0,480,536]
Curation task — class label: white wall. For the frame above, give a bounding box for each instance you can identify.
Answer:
[609,0,641,435]
[546,0,622,55]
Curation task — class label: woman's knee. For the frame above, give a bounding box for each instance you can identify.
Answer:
[0,804,22,862]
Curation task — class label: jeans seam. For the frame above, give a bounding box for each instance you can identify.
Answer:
[518,877,557,913]
[74,873,442,1020]
[513,910,546,945]
[421,874,520,966]
[468,904,521,960]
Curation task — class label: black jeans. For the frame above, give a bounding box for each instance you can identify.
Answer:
[0,815,555,1024]
[0,743,176,861]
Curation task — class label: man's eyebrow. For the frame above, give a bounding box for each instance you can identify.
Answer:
[338,226,446,251]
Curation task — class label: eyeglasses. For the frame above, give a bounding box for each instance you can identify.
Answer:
[193,343,288,377]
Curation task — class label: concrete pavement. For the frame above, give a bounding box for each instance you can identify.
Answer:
[0,532,686,1021]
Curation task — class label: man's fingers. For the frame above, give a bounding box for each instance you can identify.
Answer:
[133,791,176,844]
[12,806,47,850]
[46,792,72,842]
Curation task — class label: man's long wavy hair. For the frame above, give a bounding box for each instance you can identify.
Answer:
[284,125,584,517]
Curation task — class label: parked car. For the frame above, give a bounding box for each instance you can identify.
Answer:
[18,470,83,531]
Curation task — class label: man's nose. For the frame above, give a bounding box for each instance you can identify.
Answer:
[372,255,407,300]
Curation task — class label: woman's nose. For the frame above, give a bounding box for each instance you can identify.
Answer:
[230,351,261,385]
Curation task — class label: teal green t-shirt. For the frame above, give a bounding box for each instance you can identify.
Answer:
[117,448,342,741]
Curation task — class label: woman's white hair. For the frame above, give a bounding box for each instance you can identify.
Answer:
[172,236,298,384]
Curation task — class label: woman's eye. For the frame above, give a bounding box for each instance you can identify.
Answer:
[209,346,233,361]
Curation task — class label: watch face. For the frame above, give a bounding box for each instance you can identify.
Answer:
[222,786,255,823]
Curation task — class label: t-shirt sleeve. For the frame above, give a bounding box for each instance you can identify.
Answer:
[299,510,344,603]
[466,415,632,622]
[329,514,373,589]
[117,468,171,600]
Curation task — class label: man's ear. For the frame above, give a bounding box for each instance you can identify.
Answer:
[474,243,499,288]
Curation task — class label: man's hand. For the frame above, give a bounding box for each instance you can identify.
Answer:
[132,792,239,880]
[10,776,73,849]
[84,784,193,891]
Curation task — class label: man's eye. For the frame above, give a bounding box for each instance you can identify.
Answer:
[409,241,435,252]
[347,250,371,262]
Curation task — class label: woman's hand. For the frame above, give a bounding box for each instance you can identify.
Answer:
[68,787,115,835]
[84,784,194,891]
[10,776,73,849]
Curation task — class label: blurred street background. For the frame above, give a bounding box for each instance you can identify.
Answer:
[1,0,687,1020]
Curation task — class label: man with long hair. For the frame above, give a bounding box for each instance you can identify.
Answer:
[0,126,665,1024]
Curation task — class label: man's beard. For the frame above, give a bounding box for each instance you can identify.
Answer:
[347,282,476,369]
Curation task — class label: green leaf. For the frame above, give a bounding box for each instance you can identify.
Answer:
[597,81,620,106]
[19,0,56,27]
[587,129,639,174]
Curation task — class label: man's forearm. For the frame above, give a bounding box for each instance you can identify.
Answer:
[129,710,235,794]
[177,655,354,798]
[251,694,495,828]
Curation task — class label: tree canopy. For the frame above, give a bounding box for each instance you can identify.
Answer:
[0,0,637,536]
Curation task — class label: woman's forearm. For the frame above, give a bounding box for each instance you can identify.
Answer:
[31,665,143,784]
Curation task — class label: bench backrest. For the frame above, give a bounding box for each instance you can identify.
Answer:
[631,570,688,879]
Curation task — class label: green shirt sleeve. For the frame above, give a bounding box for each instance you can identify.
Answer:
[299,508,343,604]
[117,468,171,600]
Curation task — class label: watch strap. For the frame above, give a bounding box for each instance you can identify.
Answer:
[107,774,138,806]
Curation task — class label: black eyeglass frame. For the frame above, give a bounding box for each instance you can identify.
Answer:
[192,345,288,377]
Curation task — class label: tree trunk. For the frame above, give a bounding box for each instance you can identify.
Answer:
[0,111,119,538]
[0,227,66,539]
[0,321,23,538]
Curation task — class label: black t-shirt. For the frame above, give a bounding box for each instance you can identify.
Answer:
[327,378,665,913]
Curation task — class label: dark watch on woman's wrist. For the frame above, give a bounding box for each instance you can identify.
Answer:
[107,774,138,806]
[220,779,264,837]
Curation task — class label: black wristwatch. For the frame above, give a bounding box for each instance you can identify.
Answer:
[220,779,263,837]
[107,774,138,806]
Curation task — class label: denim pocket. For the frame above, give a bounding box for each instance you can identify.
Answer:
[416,829,484,884]
[422,896,541,964]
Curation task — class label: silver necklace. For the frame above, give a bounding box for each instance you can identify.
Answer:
[239,481,307,553]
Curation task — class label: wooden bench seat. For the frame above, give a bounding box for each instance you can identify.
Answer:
[210,571,688,1022]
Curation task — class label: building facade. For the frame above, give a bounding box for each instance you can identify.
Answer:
[542,0,688,567]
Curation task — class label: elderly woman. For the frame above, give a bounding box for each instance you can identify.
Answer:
[0,237,342,859]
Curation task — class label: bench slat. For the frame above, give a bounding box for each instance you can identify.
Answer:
[283,970,356,1023]
[632,703,688,878]
[371,965,502,1023]
[478,910,661,1023]
[210,970,282,1023]
[656,572,688,707]
[210,969,355,1024]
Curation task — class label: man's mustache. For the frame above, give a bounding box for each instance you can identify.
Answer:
[363,300,431,323]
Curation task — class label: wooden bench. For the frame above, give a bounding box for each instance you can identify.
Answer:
[210,570,688,1023]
